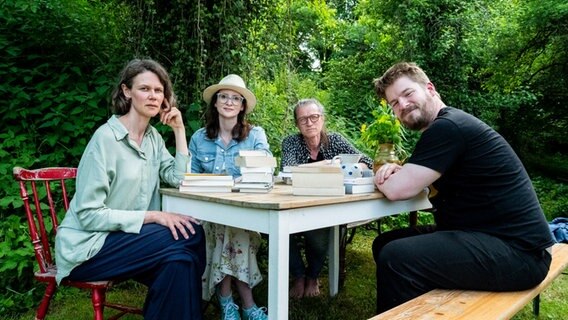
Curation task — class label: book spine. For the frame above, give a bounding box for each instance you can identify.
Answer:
[345,184,376,194]
[181,180,234,187]
[292,186,345,196]
[292,172,344,188]
[235,156,277,168]
[241,173,274,183]
[179,186,233,193]
[240,166,274,173]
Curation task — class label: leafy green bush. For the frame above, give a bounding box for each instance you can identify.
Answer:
[1,0,567,317]
[532,176,568,221]
[0,0,130,314]
[0,0,130,216]
[248,68,332,167]
[0,215,36,315]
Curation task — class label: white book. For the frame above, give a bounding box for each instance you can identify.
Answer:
[183,173,233,181]
[240,166,274,174]
[345,184,376,194]
[292,186,345,196]
[179,185,233,193]
[344,177,375,185]
[292,172,344,188]
[239,150,270,157]
[234,182,273,189]
[235,155,277,168]
[236,182,274,193]
[238,187,273,193]
[181,179,234,187]
[241,172,274,183]
[291,165,342,173]
[277,171,293,179]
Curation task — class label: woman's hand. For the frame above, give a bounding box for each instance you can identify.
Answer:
[160,99,189,155]
[159,100,184,130]
[145,211,200,240]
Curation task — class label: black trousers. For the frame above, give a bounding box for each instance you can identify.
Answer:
[289,227,330,279]
[67,223,206,320]
[372,226,551,313]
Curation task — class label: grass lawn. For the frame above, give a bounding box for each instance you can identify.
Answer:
[4,227,567,320]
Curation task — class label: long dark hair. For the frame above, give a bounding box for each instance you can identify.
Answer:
[205,92,251,141]
[111,59,176,115]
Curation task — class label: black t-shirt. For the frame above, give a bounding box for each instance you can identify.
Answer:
[409,107,554,252]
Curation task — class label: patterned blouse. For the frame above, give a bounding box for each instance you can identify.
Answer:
[280,132,373,169]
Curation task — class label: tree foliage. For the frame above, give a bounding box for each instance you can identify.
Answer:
[1,0,567,315]
[483,0,568,171]
[0,0,132,312]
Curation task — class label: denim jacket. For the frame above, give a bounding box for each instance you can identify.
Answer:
[188,126,272,177]
[550,217,568,243]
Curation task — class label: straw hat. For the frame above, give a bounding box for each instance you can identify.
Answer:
[202,74,257,114]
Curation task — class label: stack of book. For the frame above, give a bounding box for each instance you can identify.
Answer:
[291,165,345,196]
[234,150,277,193]
[179,173,234,193]
[277,166,293,185]
[344,176,376,194]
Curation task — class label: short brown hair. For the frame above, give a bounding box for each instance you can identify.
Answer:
[373,62,431,100]
[111,59,176,115]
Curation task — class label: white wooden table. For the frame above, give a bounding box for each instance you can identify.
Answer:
[161,184,431,320]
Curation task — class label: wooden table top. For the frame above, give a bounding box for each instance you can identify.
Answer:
[160,183,385,210]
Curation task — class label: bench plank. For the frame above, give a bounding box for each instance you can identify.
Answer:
[370,243,568,320]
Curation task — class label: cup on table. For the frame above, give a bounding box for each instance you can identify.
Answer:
[332,154,363,178]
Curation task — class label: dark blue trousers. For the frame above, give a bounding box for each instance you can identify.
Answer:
[372,226,551,313]
[289,227,330,279]
[67,223,206,320]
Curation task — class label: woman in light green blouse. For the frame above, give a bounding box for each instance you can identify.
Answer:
[54,59,206,320]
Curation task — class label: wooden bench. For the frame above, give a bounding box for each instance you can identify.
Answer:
[369,243,568,320]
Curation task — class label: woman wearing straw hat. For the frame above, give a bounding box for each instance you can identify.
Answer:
[189,74,269,320]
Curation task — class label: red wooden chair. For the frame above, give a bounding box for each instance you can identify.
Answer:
[13,167,142,320]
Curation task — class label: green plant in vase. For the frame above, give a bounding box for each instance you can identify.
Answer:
[360,98,407,172]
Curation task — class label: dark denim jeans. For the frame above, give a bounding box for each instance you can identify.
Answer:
[67,223,206,320]
[289,227,330,279]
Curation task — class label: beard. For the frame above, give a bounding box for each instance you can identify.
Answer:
[399,106,427,131]
[400,97,438,131]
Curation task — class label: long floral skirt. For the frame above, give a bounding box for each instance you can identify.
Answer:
[201,222,263,300]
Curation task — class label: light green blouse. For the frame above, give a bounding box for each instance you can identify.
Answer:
[55,115,189,284]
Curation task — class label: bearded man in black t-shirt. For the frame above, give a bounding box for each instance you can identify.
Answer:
[371,62,554,313]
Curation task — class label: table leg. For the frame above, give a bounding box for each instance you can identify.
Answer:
[268,210,290,320]
[329,225,340,296]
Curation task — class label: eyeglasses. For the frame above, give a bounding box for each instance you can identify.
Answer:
[297,114,322,125]
[216,93,245,105]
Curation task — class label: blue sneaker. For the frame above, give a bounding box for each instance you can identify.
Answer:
[218,289,241,320]
[221,301,240,320]
[242,305,268,320]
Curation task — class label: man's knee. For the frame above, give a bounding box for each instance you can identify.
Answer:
[372,234,393,264]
